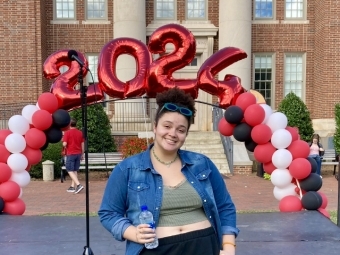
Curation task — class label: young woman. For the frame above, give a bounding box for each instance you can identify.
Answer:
[98,88,238,255]
[308,134,324,177]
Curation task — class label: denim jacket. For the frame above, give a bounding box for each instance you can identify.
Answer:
[98,145,239,255]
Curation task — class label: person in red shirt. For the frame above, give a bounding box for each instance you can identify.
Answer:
[62,118,85,194]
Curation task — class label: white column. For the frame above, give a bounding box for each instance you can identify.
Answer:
[218,0,252,90]
[113,0,149,132]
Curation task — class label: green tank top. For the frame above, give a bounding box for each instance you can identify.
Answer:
[158,179,208,227]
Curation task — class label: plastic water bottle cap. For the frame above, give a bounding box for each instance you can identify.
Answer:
[141,205,148,211]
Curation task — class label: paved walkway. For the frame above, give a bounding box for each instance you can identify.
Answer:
[21,172,339,215]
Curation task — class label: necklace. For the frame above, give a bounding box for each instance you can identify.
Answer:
[152,148,178,167]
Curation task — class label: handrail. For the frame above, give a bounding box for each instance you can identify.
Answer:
[212,106,233,174]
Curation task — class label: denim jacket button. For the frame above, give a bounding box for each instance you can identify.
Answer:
[137,186,140,189]
[159,186,161,189]
[204,200,207,202]
[202,175,206,177]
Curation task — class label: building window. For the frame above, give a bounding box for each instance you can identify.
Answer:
[285,0,304,19]
[254,54,273,106]
[55,0,75,19]
[187,0,206,19]
[86,55,99,85]
[284,53,304,98]
[155,0,175,19]
[254,0,273,19]
[86,0,107,20]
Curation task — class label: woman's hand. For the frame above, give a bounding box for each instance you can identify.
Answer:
[135,224,156,244]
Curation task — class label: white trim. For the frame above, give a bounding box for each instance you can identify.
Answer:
[81,20,111,25]
[252,20,279,24]
[53,0,76,20]
[154,0,177,20]
[284,0,307,21]
[50,20,79,24]
[280,20,309,24]
[185,0,208,20]
[85,0,108,21]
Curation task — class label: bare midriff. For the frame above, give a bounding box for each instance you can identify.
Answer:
[156,219,211,238]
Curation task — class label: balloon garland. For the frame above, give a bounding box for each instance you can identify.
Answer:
[218,92,329,217]
[0,93,70,215]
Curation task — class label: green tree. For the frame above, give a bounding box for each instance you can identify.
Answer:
[70,103,116,152]
[333,104,340,153]
[277,92,314,141]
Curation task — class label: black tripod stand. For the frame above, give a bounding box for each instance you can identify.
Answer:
[77,64,94,255]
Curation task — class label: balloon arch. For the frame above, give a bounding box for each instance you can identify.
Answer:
[0,23,329,217]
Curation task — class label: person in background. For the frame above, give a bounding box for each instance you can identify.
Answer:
[98,87,238,255]
[308,134,324,177]
[62,118,84,194]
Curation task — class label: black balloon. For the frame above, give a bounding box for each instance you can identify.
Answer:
[299,173,323,192]
[224,105,244,124]
[301,191,323,210]
[306,157,318,173]
[0,196,4,212]
[245,138,257,152]
[40,141,49,151]
[52,109,71,128]
[233,122,252,142]
[45,126,63,143]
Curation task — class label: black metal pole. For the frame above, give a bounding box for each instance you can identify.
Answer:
[337,161,340,227]
[77,66,94,255]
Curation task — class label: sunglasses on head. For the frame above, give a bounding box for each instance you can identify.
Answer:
[159,103,193,117]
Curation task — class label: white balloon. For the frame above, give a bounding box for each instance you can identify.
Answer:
[265,112,288,133]
[271,169,293,188]
[10,170,31,188]
[22,105,39,124]
[7,153,28,173]
[5,133,26,153]
[18,188,23,198]
[8,115,30,135]
[260,104,273,124]
[272,149,293,169]
[271,129,293,149]
[273,183,297,201]
[36,102,40,109]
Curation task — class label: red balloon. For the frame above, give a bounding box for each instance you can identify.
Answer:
[147,24,198,99]
[218,118,235,136]
[3,198,26,215]
[289,158,312,180]
[32,110,53,131]
[253,142,277,163]
[43,49,104,111]
[38,92,59,114]
[318,208,330,219]
[0,163,12,183]
[22,146,43,165]
[279,195,302,212]
[251,124,272,145]
[263,161,276,174]
[318,191,328,209]
[25,128,47,149]
[235,92,257,112]
[0,144,11,163]
[98,38,152,98]
[286,126,299,141]
[0,129,12,145]
[244,104,265,127]
[0,181,20,202]
[197,48,247,108]
[287,140,310,159]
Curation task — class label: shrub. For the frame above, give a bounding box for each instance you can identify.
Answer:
[333,104,340,153]
[30,142,63,179]
[277,92,314,141]
[119,137,154,159]
[70,103,116,152]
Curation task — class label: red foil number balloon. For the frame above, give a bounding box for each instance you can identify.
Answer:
[147,24,198,99]
[43,49,104,111]
[197,47,247,108]
[97,38,152,98]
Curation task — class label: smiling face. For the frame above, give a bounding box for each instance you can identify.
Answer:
[153,111,189,154]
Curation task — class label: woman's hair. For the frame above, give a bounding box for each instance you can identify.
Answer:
[154,87,196,128]
[311,134,320,142]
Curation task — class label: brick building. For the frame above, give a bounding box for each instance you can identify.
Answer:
[1,0,339,144]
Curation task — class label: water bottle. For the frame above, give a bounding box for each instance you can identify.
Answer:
[138,205,159,249]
